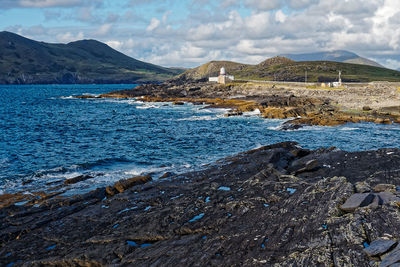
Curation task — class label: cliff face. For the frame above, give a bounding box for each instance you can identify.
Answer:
[1,142,399,266]
[0,31,184,84]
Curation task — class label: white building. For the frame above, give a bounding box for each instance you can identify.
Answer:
[209,67,234,84]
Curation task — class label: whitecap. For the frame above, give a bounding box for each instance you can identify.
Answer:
[340,127,359,131]
[177,115,218,121]
[242,109,261,117]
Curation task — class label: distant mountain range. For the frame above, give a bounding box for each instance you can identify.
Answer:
[178,56,400,83]
[0,31,184,84]
[280,50,384,68]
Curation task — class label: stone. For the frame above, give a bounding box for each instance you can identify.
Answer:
[355,181,371,193]
[113,175,152,193]
[294,159,320,175]
[340,193,375,212]
[373,184,396,193]
[363,239,397,257]
[64,175,94,185]
[160,172,175,179]
[381,244,400,267]
[377,192,400,204]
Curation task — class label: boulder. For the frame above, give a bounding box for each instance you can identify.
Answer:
[363,239,397,257]
[340,193,375,212]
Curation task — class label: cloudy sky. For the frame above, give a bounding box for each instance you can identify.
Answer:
[1,0,400,69]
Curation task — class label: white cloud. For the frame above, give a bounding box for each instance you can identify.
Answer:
[146,18,160,31]
[95,23,112,36]
[275,10,286,23]
[244,0,282,10]
[56,31,84,43]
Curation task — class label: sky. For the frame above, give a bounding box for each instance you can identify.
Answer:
[1,0,400,69]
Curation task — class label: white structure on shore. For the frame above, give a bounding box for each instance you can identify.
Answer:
[209,67,235,84]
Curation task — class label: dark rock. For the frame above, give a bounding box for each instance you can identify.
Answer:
[1,143,400,266]
[294,159,320,175]
[363,239,397,257]
[377,192,400,204]
[340,193,375,212]
[363,106,372,111]
[381,244,400,267]
[279,123,304,131]
[173,101,185,105]
[64,174,94,185]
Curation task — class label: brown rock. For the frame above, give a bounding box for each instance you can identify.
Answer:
[113,175,152,193]
[373,184,396,193]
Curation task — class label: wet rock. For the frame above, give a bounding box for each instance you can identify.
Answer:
[106,175,152,196]
[64,174,94,185]
[172,101,184,105]
[373,184,397,193]
[113,175,152,193]
[160,172,175,179]
[340,193,375,212]
[381,243,400,267]
[363,239,397,257]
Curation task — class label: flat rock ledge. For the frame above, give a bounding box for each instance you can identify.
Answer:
[1,142,400,266]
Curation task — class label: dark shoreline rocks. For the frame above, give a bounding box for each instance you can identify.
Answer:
[1,142,400,266]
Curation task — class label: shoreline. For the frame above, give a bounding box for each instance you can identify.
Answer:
[1,141,399,265]
[83,80,400,128]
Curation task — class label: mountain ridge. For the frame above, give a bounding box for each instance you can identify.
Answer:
[280,50,384,68]
[0,31,184,84]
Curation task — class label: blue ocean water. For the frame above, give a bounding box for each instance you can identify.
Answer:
[1,84,400,194]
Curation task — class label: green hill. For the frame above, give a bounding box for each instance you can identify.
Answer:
[179,56,400,83]
[0,31,184,84]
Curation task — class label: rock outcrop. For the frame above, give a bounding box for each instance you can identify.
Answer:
[1,142,400,266]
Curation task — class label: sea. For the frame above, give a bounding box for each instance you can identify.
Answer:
[1,84,400,195]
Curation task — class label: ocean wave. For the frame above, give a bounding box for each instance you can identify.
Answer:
[340,127,359,131]
[242,109,261,117]
[177,115,219,121]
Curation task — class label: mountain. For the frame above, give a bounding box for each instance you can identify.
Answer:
[0,31,184,84]
[178,56,400,83]
[280,50,384,68]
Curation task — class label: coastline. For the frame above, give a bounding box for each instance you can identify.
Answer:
[91,80,400,128]
[1,141,399,265]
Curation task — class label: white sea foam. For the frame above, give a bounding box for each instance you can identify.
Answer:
[242,109,261,117]
[340,127,359,131]
[178,115,218,121]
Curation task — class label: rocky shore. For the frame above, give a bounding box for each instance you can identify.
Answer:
[87,80,400,128]
[1,142,400,266]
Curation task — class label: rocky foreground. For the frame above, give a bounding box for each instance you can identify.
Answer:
[86,80,400,129]
[1,142,400,266]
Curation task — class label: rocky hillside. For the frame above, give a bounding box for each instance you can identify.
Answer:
[178,56,400,82]
[0,31,184,84]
